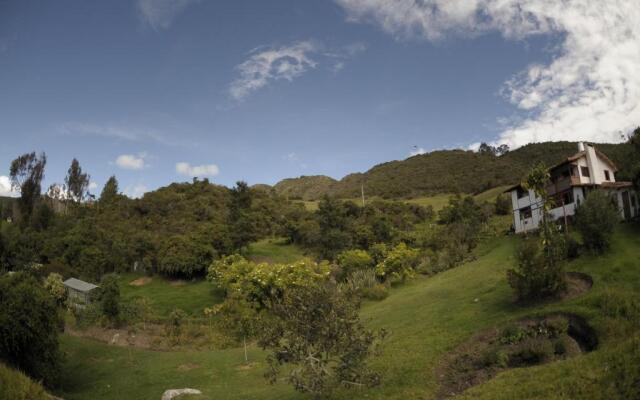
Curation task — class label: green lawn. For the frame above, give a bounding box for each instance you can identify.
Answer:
[57,225,640,400]
[246,238,308,264]
[474,185,511,203]
[118,273,223,318]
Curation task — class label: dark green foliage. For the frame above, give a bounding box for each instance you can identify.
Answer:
[9,152,47,220]
[259,282,385,398]
[64,158,90,202]
[0,273,62,387]
[166,308,188,339]
[157,233,215,277]
[507,228,567,302]
[273,142,633,200]
[494,193,511,215]
[99,175,120,204]
[575,190,620,253]
[99,273,120,323]
[229,181,258,250]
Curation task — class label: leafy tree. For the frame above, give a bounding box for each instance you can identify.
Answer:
[336,249,373,279]
[575,190,619,253]
[9,152,47,220]
[43,273,67,307]
[259,282,385,398]
[0,272,62,387]
[208,294,258,362]
[99,176,119,203]
[375,242,420,282]
[65,158,90,203]
[166,308,188,340]
[229,181,257,251]
[507,164,566,301]
[157,234,215,277]
[99,273,120,323]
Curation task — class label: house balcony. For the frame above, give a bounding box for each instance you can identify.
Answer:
[547,176,580,196]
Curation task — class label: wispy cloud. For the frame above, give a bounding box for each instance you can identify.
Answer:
[137,0,200,31]
[115,153,147,170]
[175,162,220,177]
[58,121,188,147]
[0,176,18,197]
[336,0,640,148]
[229,40,366,101]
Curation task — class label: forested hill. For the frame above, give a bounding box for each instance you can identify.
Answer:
[272,141,635,200]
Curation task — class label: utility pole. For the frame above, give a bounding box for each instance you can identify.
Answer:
[361,183,365,207]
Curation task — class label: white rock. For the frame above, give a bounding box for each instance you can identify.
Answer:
[161,388,202,400]
[110,333,120,345]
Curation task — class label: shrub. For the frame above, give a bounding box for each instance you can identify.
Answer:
[0,363,49,400]
[574,190,619,253]
[361,284,389,301]
[336,249,373,280]
[0,273,62,387]
[481,348,509,368]
[375,243,420,283]
[166,308,188,340]
[495,194,512,215]
[565,235,580,259]
[507,223,567,302]
[554,336,581,357]
[98,273,120,324]
[511,338,554,364]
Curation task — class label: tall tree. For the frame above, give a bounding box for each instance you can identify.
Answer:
[229,181,256,250]
[9,152,47,220]
[99,175,119,204]
[65,158,90,203]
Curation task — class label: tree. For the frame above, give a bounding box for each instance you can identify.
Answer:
[43,273,67,307]
[495,193,512,215]
[375,242,420,282]
[575,190,619,253]
[229,181,257,250]
[99,175,120,204]
[507,163,566,301]
[65,158,90,203]
[259,282,385,398]
[0,272,62,387]
[99,274,120,324]
[336,249,373,280]
[9,152,47,220]
[208,294,258,363]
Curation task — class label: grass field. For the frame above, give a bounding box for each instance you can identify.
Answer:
[118,273,223,318]
[246,238,307,264]
[57,225,640,400]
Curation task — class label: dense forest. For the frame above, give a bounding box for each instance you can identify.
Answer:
[269,141,636,200]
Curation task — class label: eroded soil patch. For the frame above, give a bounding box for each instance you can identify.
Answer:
[436,313,597,399]
[563,272,593,301]
[129,277,153,286]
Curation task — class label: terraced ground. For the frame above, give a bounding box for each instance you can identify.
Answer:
[56,224,640,400]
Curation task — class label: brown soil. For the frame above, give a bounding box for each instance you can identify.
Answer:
[435,313,597,399]
[129,277,153,286]
[169,280,187,287]
[66,324,169,351]
[235,362,259,371]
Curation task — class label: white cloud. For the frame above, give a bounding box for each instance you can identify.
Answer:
[137,0,199,30]
[176,162,220,177]
[336,0,640,148]
[0,176,18,197]
[88,182,98,191]
[115,154,146,170]
[229,40,366,101]
[124,184,148,199]
[409,147,427,156]
[229,41,319,101]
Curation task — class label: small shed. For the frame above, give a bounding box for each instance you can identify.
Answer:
[63,277,99,305]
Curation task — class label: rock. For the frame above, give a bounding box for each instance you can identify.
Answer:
[161,388,202,400]
[110,333,120,345]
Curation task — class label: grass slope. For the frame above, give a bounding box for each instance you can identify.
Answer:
[0,363,49,400]
[246,238,307,264]
[119,273,223,318]
[58,225,640,400]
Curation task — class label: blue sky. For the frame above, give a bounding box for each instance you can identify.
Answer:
[0,0,637,197]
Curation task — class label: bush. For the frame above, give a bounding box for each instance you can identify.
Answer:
[336,249,373,280]
[166,308,188,340]
[98,273,120,324]
[495,194,512,215]
[507,224,567,302]
[574,190,619,253]
[0,273,62,387]
[511,338,555,364]
[0,363,49,400]
[361,284,389,301]
[375,243,420,283]
[481,348,509,368]
[554,336,581,357]
[565,235,580,259]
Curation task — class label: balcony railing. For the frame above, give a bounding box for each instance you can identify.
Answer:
[547,176,580,196]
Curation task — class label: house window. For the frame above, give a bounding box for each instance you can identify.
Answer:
[604,170,610,181]
[520,206,532,220]
[517,187,529,199]
[580,166,590,177]
[557,190,574,206]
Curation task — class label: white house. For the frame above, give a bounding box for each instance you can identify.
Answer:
[506,142,639,234]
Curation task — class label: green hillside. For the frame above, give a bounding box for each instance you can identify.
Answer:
[56,225,640,399]
[272,142,634,200]
[273,175,338,200]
